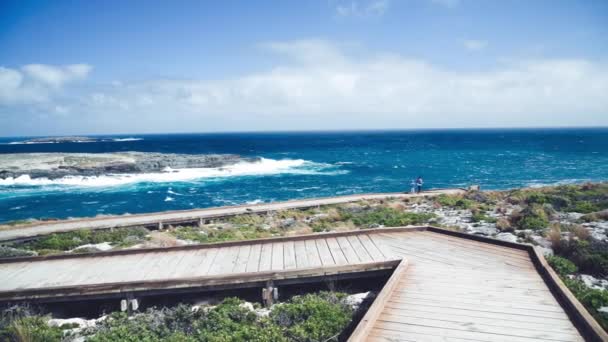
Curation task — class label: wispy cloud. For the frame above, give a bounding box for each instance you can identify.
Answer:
[335,0,390,18]
[463,39,487,51]
[0,64,91,105]
[2,40,608,134]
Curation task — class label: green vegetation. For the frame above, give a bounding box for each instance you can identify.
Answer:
[547,255,608,331]
[0,292,353,341]
[507,183,608,213]
[270,292,352,341]
[510,204,550,230]
[552,238,608,278]
[171,226,276,244]
[89,294,352,342]
[340,207,435,228]
[435,194,475,209]
[0,306,66,342]
[21,227,149,255]
[546,255,578,277]
[470,211,497,223]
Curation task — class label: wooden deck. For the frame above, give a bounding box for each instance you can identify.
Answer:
[1,227,603,341]
[0,189,464,242]
[356,231,587,342]
[0,231,397,300]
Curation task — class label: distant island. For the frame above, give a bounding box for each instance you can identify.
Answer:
[10,136,97,144]
[0,152,255,179]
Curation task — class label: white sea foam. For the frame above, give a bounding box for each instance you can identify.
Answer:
[246,199,264,205]
[108,138,143,142]
[0,158,347,188]
[164,196,175,202]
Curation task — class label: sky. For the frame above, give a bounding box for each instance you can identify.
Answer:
[0,0,607,136]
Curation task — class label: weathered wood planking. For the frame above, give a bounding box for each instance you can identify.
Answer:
[354,232,586,342]
[0,233,394,293]
[0,227,599,341]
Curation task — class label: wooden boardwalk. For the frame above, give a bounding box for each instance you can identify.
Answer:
[1,227,602,341]
[0,189,464,242]
[354,231,587,342]
[0,231,396,300]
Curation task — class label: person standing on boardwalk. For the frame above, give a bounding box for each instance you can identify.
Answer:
[410,178,417,194]
[416,176,424,193]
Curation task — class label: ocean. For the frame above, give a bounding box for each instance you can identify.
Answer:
[1,128,607,223]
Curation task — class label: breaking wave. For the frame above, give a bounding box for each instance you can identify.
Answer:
[0,158,347,188]
[108,138,143,142]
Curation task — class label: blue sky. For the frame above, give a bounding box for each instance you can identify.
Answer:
[0,0,607,136]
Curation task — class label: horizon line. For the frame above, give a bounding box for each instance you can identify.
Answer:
[1,125,608,139]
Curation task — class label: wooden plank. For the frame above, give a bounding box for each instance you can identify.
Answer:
[382,302,572,325]
[305,239,322,267]
[326,237,348,265]
[208,246,240,275]
[359,234,385,261]
[199,248,220,275]
[258,243,273,271]
[336,236,360,263]
[347,234,372,262]
[271,242,284,270]
[169,249,209,278]
[233,245,251,273]
[245,244,262,273]
[372,320,583,342]
[294,240,309,268]
[387,298,568,319]
[348,259,408,342]
[315,239,335,266]
[378,314,582,341]
[283,241,297,270]
[378,309,579,333]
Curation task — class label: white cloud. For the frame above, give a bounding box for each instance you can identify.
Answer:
[463,39,487,51]
[335,0,390,18]
[2,41,608,134]
[0,63,92,105]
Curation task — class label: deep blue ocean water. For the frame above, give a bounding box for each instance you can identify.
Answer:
[1,129,607,223]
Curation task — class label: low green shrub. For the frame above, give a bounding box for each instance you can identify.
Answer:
[0,316,63,342]
[22,227,150,253]
[546,255,578,277]
[0,246,36,258]
[553,239,608,278]
[511,204,549,230]
[86,293,353,341]
[341,207,435,228]
[271,292,352,341]
[470,212,497,223]
[562,276,608,331]
[435,195,474,209]
[171,226,275,244]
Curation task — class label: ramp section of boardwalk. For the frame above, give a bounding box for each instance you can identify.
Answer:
[0,231,396,301]
[0,189,464,242]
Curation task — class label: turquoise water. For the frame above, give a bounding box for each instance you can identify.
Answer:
[0,128,607,222]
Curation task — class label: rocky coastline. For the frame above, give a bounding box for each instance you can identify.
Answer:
[0,152,258,179]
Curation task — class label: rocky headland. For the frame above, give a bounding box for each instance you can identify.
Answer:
[0,152,258,179]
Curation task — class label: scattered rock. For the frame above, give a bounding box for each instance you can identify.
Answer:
[0,246,37,258]
[279,218,296,228]
[70,242,113,253]
[343,292,372,309]
[495,233,518,243]
[578,274,608,291]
